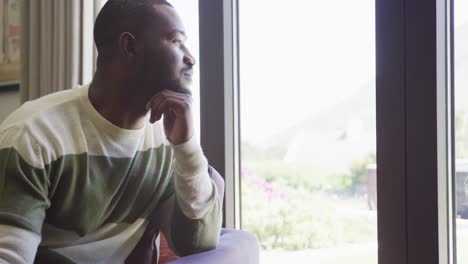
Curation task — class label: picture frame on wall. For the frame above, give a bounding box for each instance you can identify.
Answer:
[0,0,20,91]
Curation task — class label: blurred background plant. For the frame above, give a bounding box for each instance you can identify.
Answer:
[241,152,377,250]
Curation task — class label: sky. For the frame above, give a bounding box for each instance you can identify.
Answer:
[238,0,376,143]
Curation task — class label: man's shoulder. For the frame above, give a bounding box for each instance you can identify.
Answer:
[0,86,85,132]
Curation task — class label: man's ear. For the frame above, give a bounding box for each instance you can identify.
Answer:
[119,32,139,62]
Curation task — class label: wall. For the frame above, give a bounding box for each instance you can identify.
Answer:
[0,89,21,123]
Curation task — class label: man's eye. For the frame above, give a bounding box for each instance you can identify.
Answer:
[172,39,183,44]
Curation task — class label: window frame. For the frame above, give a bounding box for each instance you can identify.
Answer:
[199,0,241,229]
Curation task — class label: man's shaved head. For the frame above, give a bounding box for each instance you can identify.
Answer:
[94,0,172,52]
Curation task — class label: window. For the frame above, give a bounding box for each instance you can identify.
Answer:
[198,0,457,263]
[238,1,377,263]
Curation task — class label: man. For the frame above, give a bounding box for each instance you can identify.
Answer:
[0,0,222,263]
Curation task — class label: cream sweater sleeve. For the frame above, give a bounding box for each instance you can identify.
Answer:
[0,224,40,264]
[171,136,215,219]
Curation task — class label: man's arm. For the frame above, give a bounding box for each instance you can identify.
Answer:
[153,137,222,256]
[147,90,222,255]
[172,136,216,219]
[0,127,49,263]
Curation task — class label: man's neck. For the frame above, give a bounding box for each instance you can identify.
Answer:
[88,73,150,130]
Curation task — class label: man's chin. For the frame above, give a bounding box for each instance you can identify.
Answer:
[168,85,192,95]
[164,78,192,95]
[174,87,192,95]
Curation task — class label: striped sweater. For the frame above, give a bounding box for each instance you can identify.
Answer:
[0,84,222,263]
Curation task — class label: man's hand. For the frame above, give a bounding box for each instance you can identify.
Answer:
[146,89,194,145]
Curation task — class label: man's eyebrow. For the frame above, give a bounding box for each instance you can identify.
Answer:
[172,29,187,39]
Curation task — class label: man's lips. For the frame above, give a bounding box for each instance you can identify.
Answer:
[183,69,194,77]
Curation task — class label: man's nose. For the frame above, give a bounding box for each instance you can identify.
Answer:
[183,50,196,66]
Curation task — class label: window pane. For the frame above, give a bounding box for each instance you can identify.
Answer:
[239,1,377,263]
[454,0,468,262]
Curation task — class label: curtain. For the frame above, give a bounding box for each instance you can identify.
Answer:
[20,0,103,102]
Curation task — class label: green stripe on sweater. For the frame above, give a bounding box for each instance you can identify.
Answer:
[0,145,174,236]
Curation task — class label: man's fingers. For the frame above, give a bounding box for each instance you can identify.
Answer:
[146,89,193,124]
[149,97,190,123]
[146,90,192,111]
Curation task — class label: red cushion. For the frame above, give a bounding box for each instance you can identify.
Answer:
[159,233,179,264]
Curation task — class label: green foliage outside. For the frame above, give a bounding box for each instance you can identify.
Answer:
[241,147,377,250]
[242,180,376,250]
[242,153,375,193]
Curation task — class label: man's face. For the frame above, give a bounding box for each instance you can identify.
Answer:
[140,5,195,95]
